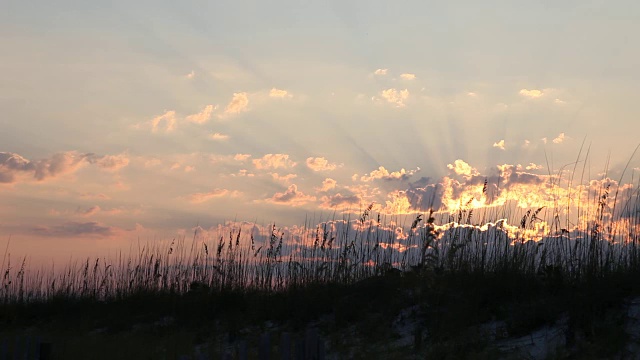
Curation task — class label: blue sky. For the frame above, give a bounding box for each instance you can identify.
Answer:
[2,1,640,262]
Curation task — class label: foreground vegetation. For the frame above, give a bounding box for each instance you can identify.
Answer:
[2,156,640,358]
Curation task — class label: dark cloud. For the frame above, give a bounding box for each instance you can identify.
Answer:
[28,221,116,238]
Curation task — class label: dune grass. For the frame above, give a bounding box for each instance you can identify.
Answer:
[1,154,640,358]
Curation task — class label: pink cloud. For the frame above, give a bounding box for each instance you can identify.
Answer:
[253,154,297,170]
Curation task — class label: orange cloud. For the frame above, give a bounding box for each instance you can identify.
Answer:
[185,105,216,124]
[253,154,297,170]
[316,178,337,192]
[220,92,249,118]
[188,189,239,204]
[271,173,298,184]
[493,140,505,150]
[519,89,544,98]
[306,157,338,171]
[87,153,130,171]
[447,160,479,178]
[379,88,409,107]
[553,133,566,144]
[400,73,416,80]
[150,110,177,132]
[269,88,292,98]
[360,166,419,182]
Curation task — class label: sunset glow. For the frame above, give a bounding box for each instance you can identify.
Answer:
[2,1,640,268]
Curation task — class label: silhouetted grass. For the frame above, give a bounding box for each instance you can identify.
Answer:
[1,152,640,357]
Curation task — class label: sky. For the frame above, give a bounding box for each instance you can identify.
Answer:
[2,0,640,264]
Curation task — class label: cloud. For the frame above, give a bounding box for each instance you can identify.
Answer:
[400,73,416,80]
[493,140,505,150]
[306,157,338,172]
[525,163,544,170]
[79,192,111,200]
[234,154,252,162]
[188,188,239,204]
[28,221,117,238]
[373,69,388,75]
[186,70,195,79]
[87,153,130,171]
[77,205,101,217]
[554,98,566,104]
[379,88,409,107]
[319,193,361,209]
[220,92,249,118]
[447,160,479,178]
[553,133,566,144]
[1,151,130,184]
[360,166,420,182]
[271,173,297,184]
[316,178,337,192]
[151,110,177,132]
[231,169,255,177]
[519,89,544,98]
[253,154,297,170]
[266,184,316,206]
[269,88,292,98]
[210,133,230,141]
[185,105,216,124]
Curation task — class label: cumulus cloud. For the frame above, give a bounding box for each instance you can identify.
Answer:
[185,105,216,124]
[316,178,337,192]
[379,88,409,107]
[269,88,292,98]
[373,68,388,75]
[519,89,544,98]
[493,140,505,150]
[150,110,177,132]
[231,169,255,177]
[234,154,252,162]
[266,184,316,206]
[306,157,338,172]
[253,154,297,170]
[360,166,420,182]
[525,163,544,171]
[553,133,566,144]
[188,188,239,204]
[400,73,416,80]
[220,92,249,118]
[0,151,89,183]
[210,133,230,141]
[447,160,479,178]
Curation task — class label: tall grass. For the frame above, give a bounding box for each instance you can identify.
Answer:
[1,161,640,305]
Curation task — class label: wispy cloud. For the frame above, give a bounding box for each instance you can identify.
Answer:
[253,154,297,170]
[306,157,338,172]
[234,154,252,162]
[270,173,297,184]
[188,188,239,203]
[493,139,505,150]
[400,73,416,80]
[87,153,130,171]
[373,68,388,75]
[210,133,230,141]
[185,105,216,124]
